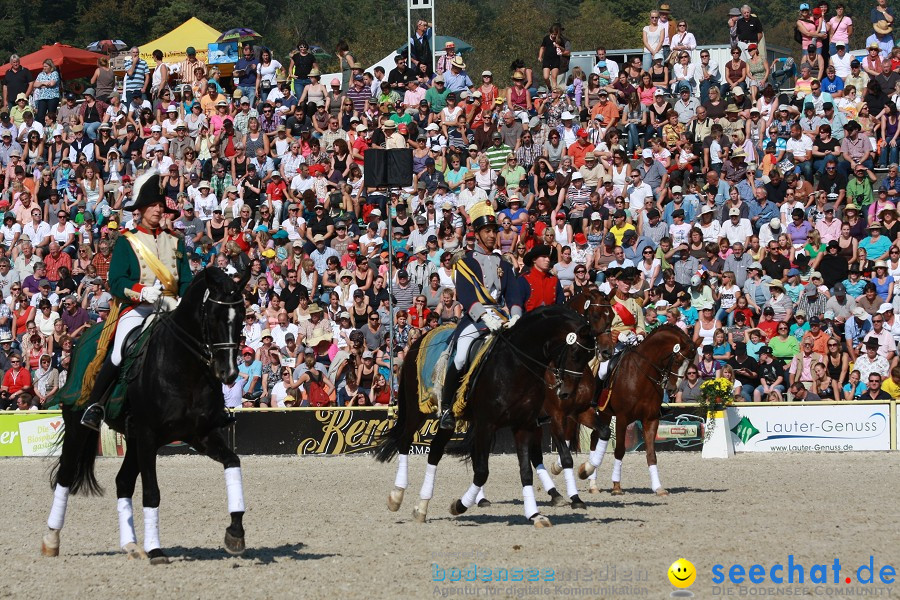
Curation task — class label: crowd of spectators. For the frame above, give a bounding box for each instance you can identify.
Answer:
[4,4,900,409]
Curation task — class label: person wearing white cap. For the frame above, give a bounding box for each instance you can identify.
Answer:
[720,206,754,246]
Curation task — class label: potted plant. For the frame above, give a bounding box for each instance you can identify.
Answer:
[698,377,734,440]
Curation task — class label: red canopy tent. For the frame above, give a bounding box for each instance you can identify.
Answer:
[0,43,105,80]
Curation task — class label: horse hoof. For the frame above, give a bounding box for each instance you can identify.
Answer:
[387,487,405,512]
[570,495,587,510]
[412,508,427,523]
[449,500,467,516]
[224,531,246,556]
[655,488,669,497]
[531,514,553,528]
[147,549,169,565]
[588,481,599,494]
[549,462,563,476]
[41,530,59,557]
[577,463,595,480]
[122,542,147,560]
[40,542,59,557]
[549,490,568,507]
[610,487,625,496]
[477,498,492,508]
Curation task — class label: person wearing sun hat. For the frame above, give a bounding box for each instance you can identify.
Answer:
[438,201,523,429]
[763,278,794,322]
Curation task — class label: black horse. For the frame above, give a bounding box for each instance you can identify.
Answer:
[42,267,250,563]
[376,305,596,527]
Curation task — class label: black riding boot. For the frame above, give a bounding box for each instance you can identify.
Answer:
[80,358,121,432]
[438,362,462,430]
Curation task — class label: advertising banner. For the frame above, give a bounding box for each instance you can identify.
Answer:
[726,404,892,452]
[233,409,523,456]
[0,413,63,457]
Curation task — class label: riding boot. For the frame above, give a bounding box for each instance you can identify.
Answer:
[438,362,462,430]
[80,358,121,432]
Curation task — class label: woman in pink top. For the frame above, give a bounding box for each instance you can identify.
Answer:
[827,4,853,56]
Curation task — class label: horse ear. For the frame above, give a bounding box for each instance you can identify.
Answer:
[236,266,253,291]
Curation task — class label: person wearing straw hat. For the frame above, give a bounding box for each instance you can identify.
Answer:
[763,278,794,322]
[444,55,472,94]
[438,202,523,430]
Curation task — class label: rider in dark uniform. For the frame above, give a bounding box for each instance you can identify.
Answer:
[439,203,524,430]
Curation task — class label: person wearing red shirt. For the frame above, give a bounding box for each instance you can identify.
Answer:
[408,294,432,328]
[1,353,32,403]
[43,242,72,284]
[567,130,596,168]
[265,172,289,207]
[519,245,564,312]
[757,306,780,340]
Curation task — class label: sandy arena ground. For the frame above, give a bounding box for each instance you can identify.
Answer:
[0,452,898,599]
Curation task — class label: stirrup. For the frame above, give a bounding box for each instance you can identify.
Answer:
[438,409,456,430]
[80,404,106,432]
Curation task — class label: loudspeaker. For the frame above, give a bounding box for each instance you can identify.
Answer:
[363,148,414,187]
[364,149,388,187]
[385,148,413,187]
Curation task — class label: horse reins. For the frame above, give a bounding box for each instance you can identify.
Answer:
[495,320,595,395]
[159,289,244,368]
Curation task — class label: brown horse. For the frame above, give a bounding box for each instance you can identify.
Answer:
[571,325,696,496]
[528,289,616,508]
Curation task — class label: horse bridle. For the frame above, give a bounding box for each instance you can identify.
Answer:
[162,289,244,368]
[630,342,693,391]
[497,321,595,396]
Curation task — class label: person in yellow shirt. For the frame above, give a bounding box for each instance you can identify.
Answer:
[609,209,636,245]
[880,366,900,399]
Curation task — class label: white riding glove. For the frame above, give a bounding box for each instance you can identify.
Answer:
[481,312,503,332]
[617,330,637,345]
[141,286,162,304]
[503,314,520,329]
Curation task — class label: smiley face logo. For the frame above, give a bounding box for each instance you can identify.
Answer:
[668,559,696,588]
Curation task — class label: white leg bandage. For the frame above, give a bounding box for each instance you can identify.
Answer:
[522,485,538,519]
[224,467,245,513]
[535,464,556,492]
[460,483,480,508]
[47,484,69,530]
[475,487,486,503]
[648,464,662,492]
[143,507,160,553]
[419,464,437,500]
[589,439,609,468]
[394,454,409,490]
[118,498,136,548]
[612,458,623,483]
[563,468,579,499]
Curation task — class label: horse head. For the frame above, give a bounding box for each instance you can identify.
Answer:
[568,289,615,360]
[539,308,597,401]
[648,325,696,393]
[181,266,250,385]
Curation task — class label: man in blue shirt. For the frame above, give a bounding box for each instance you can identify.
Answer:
[123,47,149,104]
[820,66,844,97]
[235,45,259,106]
[238,347,263,405]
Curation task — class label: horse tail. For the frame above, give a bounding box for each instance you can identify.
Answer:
[50,404,103,496]
[374,341,417,463]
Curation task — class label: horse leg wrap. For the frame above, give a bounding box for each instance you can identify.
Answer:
[224,467,245,513]
[47,485,69,531]
[143,507,160,553]
[612,458,623,483]
[535,464,557,492]
[394,454,409,490]
[589,439,609,468]
[419,464,437,500]
[648,465,662,492]
[522,485,538,519]
[563,468,579,499]
[118,498,136,548]
[475,487,486,503]
[460,483,480,509]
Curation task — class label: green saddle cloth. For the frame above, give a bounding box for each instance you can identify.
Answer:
[53,319,157,419]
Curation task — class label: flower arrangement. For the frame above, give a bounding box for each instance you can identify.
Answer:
[699,377,734,439]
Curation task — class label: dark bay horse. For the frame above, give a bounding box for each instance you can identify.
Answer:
[529,290,615,509]
[573,325,695,496]
[375,305,596,527]
[43,267,250,563]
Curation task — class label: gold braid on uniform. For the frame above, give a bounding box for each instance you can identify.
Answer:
[78,300,123,406]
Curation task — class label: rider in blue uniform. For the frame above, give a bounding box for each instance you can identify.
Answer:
[439,202,524,430]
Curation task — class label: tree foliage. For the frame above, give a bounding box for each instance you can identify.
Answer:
[0,0,885,75]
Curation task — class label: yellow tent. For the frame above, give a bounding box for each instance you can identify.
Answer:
[139,17,222,68]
